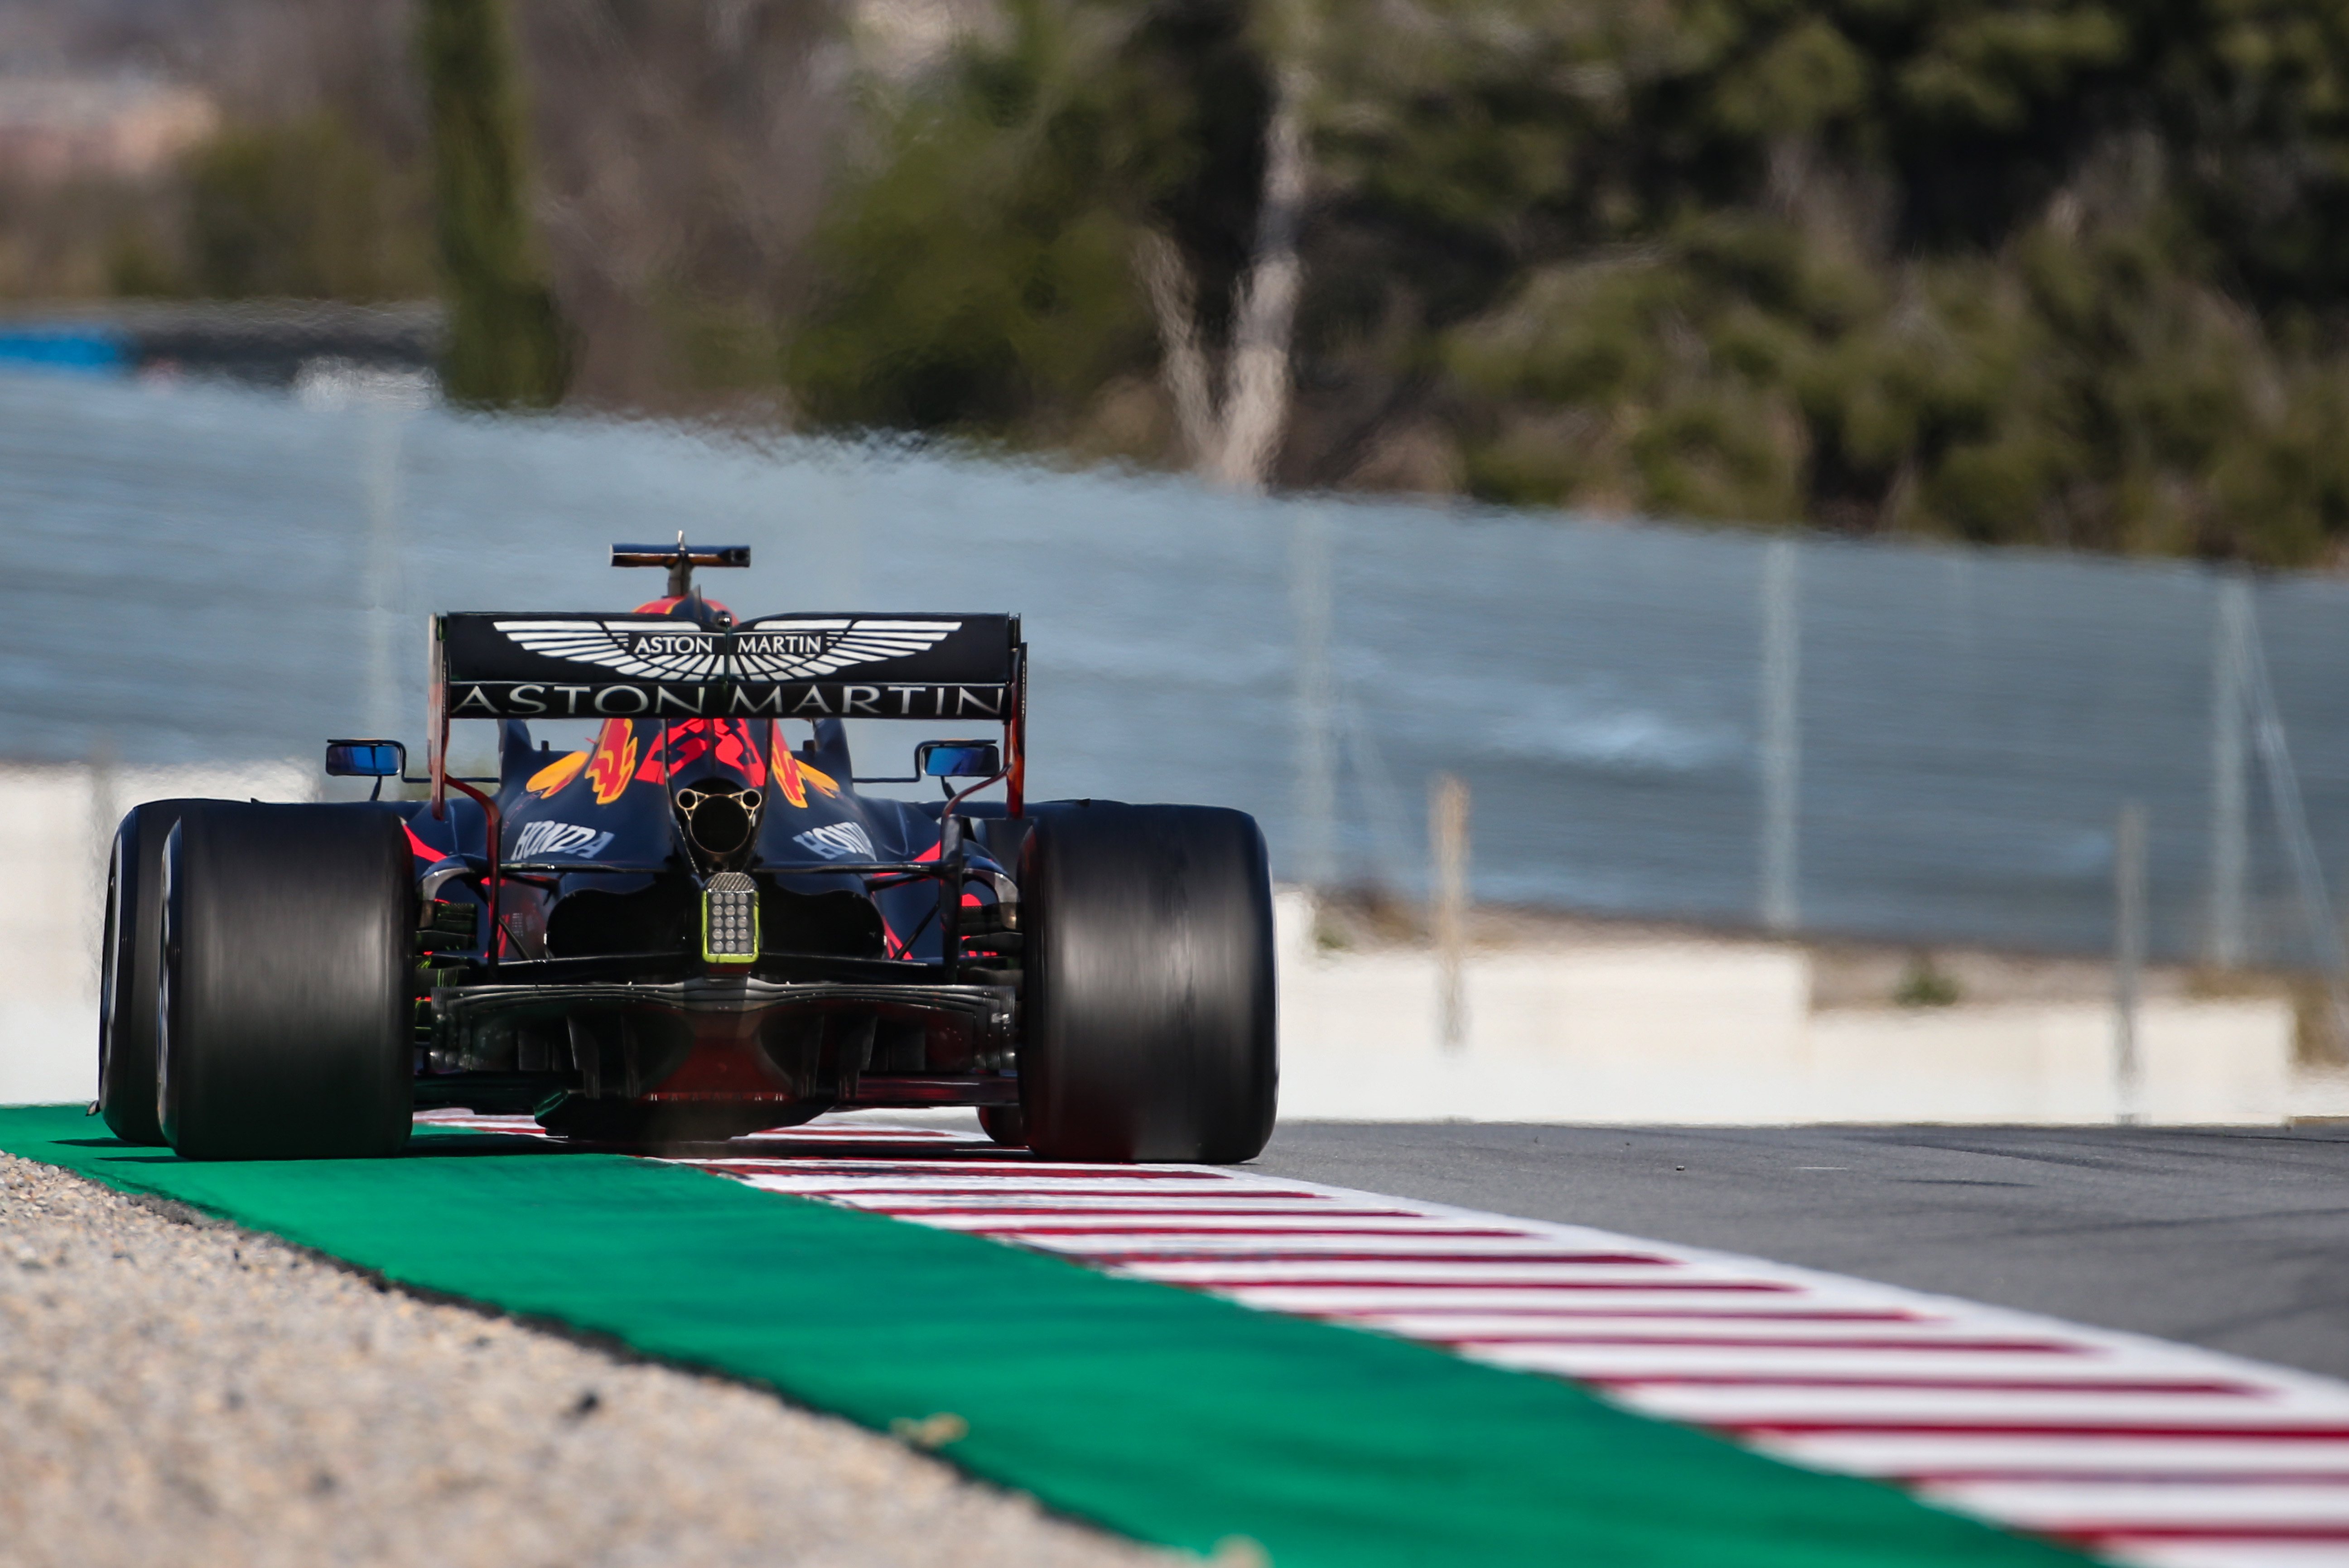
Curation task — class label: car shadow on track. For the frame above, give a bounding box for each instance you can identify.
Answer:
[49,1129,1031,1163]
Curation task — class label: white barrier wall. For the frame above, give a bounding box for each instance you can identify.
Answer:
[1274,895,2301,1126]
[0,762,312,1106]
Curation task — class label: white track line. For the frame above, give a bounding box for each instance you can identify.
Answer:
[418,1111,2349,1565]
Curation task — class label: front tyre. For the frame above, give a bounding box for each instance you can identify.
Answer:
[1019,804,1277,1163]
[159,803,415,1161]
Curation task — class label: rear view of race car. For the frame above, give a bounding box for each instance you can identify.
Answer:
[96,541,1278,1164]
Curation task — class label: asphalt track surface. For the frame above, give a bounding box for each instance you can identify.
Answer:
[1253,1123,2349,1380]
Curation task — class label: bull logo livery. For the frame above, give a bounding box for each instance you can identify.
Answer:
[492,618,963,683]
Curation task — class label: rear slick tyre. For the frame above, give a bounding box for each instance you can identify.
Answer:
[1018,803,1277,1163]
[98,799,207,1145]
[159,803,415,1161]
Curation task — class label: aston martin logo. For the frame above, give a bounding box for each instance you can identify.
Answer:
[491,620,725,681]
[730,618,963,680]
[491,618,961,682]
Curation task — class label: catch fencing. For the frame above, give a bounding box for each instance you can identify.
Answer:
[5,369,2349,968]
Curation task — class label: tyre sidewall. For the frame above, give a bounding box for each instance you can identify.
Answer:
[160,803,415,1160]
[97,799,204,1145]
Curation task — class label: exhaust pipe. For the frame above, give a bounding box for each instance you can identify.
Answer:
[675,782,763,860]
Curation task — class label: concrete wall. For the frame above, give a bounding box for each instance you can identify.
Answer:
[1274,895,2301,1126]
[0,762,311,1106]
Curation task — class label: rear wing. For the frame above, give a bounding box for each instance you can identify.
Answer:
[427,611,1027,813]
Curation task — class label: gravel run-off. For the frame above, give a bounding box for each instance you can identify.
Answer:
[0,1150,1168,1568]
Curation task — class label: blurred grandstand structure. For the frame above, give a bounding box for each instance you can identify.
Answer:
[0,74,216,182]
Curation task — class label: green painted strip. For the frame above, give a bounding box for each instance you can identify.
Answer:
[0,1106,2087,1567]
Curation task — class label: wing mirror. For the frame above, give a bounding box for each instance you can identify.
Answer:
[325,739,406,777]
[917,740,1000,779]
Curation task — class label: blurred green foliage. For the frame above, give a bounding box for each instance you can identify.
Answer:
[799,0,2349,564]
[178,116,434,300]
[419,0,568,408]
[62,115,431,304]
[790,0,1268,436]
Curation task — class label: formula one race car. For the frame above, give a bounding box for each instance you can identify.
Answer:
[97,541,1277,1163]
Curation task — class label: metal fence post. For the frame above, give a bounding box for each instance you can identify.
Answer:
[2114,800,2147,1124]
[1759,537,1801,932]
[1431,772,1469,1052]
[1292,506,1336,891]
[2208,575,2251,968]
[2239,598,2349,1046]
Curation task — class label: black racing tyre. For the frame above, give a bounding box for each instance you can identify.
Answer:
[159,803,415,1161]
[1018,803,1277,1163]
[977,1104,1027,1147]
[97,800,209,1145]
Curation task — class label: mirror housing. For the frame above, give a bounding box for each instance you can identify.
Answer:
[325,739,405,778]
[917,740,1001,780]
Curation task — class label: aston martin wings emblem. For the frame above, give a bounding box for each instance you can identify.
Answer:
[492,620,728,681]
[490,617,963,682]
[727,618,962,680]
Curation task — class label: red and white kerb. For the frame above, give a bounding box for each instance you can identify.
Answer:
[420,1110,2349,1568]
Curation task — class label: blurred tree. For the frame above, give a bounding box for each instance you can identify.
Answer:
[104,223,184,299]
[1306,0,2349,560]
[794,0,2349,564]
[419,0,569,407]
[787,0,1297,476]
[1130,0,1317,489]
[506,0,843,410]
[180,116,435,299]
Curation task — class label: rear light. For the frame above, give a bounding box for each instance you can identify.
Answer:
[702,873,759,963]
